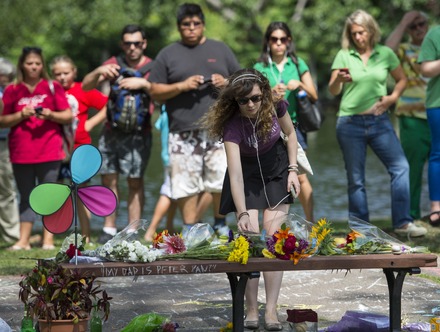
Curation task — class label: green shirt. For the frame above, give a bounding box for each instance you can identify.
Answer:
[254,57,309,122]
[418,25,440,109]
[331,44,400,116]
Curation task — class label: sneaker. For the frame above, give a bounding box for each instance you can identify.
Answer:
[97,231,114,244]
[394,222,427,237]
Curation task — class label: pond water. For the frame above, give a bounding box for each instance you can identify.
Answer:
[84,109,430,231]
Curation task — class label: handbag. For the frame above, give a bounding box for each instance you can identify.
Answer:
[296,92,325,133]
[280,133,313,175]
[293,61,325,133]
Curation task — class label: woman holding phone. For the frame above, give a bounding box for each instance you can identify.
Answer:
[0,47,72,250]
[328,10,427,237]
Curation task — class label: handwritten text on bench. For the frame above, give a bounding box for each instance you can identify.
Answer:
[101,264,218,277]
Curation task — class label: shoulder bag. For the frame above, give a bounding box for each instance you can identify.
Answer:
[294,63,325,133]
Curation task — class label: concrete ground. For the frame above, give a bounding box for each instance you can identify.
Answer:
[1,257,439,331]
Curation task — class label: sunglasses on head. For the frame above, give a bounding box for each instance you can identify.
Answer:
[122,41,143,47]
[236,94,263,106]
[409,21,427,30]
[269,36,289,44]
[22,46,42,55]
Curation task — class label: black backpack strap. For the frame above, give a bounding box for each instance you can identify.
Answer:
[115,55,127,69]
[138,61,154,76]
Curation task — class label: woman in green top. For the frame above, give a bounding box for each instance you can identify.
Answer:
[254,21,317,223]
[328,9,426,237]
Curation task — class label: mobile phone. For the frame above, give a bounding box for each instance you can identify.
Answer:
[290,184,298,199]
[203,77,212,84]
[340,68,350,74]
[34,106,43,115]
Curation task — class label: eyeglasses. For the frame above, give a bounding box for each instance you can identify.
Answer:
[22,46,42,55]
[409,21,427,30]
[236,95,263,106]
[180,21,203,29]
[269,36,289,44]
[122,41,143,48]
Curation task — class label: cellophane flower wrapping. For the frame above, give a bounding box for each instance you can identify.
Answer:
[263,213,313,264]
[95,219,164,263]
[324,310,389,332]
[121,313,178,332]
[342,217,429,255]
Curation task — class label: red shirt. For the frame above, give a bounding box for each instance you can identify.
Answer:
[2,79,70,164]
[65,82,108,147]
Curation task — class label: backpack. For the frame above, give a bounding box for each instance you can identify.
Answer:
[107,56,153,133]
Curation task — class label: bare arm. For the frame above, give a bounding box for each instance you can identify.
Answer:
[224,141,247,216]
[328,69,352,96]
[82,64,120,91]
[371,65,407,115]
[421,60,440,77]
[386,11,420,51]
[285,71,318,102]
[40,108,73,125]
[149,75,205,103]
[84,106,108,133]
[278,112,300,195]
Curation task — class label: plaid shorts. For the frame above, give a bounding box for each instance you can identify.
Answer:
[98,125,152,178]
[169,129,226,199]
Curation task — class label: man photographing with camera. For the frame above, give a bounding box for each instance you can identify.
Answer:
[82,24,154,243]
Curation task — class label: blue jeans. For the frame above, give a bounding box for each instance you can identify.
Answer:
[427,107,440,201]
[336,113,412,228]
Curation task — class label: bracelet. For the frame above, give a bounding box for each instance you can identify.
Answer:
[288,164,298,168]
[237,211,249,221]
[288,168,299,173]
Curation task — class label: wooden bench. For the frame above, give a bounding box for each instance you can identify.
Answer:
[61,254,438,332]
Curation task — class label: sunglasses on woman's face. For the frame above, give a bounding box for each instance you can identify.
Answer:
[409,21,427,30]
[236,94,263,106]
[269,36,288,44]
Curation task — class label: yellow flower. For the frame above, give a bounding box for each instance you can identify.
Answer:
[262,248,276,258]
[227,236,249,264]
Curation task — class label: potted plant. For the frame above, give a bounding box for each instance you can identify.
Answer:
[19,257,111,332]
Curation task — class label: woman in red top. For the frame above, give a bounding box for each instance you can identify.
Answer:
[0,47,72,250]
[51,55,108,242]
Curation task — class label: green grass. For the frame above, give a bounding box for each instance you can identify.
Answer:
[0,219,438,277]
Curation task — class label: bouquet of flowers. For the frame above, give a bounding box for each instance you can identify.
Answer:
[96,220,164,263]
[55,233,86,263]
[308,218,338,256]
[337,218,429,255]
[262,223,310,265]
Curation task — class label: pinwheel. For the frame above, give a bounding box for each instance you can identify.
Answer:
[30,144,117,258]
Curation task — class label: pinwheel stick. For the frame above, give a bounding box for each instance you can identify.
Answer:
[71,183,79,265]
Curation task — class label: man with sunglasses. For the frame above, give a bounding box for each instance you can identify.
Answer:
[386,11,430,221]
[82,24,154,244]
[148,3,240,234]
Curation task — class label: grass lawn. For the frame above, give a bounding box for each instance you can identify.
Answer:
[0,219,438,279]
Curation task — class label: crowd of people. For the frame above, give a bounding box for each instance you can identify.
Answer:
[0,3,438,330]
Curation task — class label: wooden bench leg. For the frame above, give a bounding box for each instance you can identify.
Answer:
[383,267,421,332]
[227,271,260,332]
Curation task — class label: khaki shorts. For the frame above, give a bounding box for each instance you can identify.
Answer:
[169,129,226,199]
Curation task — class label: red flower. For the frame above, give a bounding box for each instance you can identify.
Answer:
[66,244,82,258]
[283,235,297,253]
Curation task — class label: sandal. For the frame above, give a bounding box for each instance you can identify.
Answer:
[7,244,31,251]
[429,211,440,227]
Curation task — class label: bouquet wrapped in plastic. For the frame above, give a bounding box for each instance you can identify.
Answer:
[95,219,164,263]
[121,313,178,332]
[337,218,429,255]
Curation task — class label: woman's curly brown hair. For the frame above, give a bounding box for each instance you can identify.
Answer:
[201,68,281,142]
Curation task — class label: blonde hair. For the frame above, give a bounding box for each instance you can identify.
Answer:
[341,9,381,50]
[50,55,77,74]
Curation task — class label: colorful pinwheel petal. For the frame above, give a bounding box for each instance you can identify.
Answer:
[29,144,117,234]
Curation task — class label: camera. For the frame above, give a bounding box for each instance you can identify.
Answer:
[34,106,43,115]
